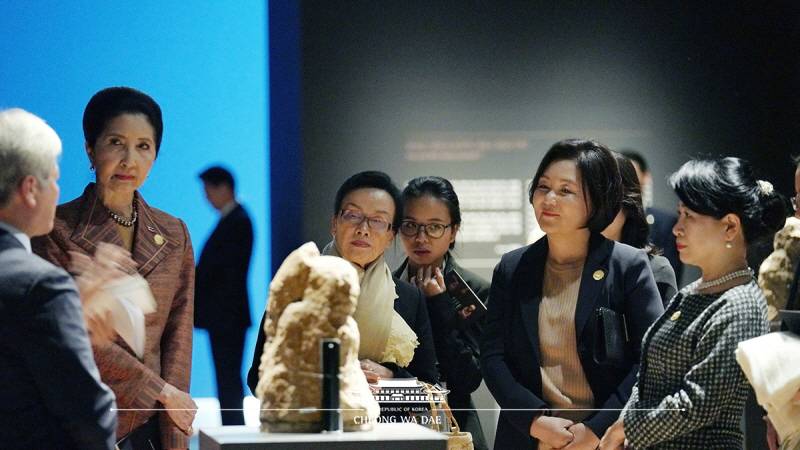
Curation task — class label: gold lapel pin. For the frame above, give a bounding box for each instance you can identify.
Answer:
[670,311,681,321]
[154,234,165,245]
[593,270,604,280]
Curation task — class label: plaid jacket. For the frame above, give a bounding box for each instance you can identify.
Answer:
[32,184,195,449]
[623,279,768,449]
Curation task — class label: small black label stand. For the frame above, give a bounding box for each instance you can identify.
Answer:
[320,338,342,433]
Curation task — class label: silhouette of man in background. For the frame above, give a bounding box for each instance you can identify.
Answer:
[196,166,253,425]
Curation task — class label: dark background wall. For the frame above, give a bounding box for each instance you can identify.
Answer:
[297,1,800,280]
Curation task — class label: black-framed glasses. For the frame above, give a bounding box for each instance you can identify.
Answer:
[338,209,392,232]
[399,221,452,239]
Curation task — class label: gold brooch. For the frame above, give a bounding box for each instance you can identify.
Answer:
[593,270,604,280]
[154,234,165,245]
[670,311,681,321]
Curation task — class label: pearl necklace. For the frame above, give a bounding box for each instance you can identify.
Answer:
[107,198,138,227]
[695,268,753,292]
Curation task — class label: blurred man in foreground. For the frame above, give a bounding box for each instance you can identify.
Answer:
[0,108,117,450]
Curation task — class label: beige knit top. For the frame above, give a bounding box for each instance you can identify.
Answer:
[537,256,594,449]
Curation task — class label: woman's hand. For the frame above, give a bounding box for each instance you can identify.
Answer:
[530,415,574,449]
[411,266,446,297]
[361,358,393,385]
[84,309,116,344]
[71,243,137,300]
[71,242,136,281]
[70,243,137,341]
[564,423,599,449]
[158,383,197,435]
[599,417,626,450]
[458,304,477,320]
[765,415,780,450]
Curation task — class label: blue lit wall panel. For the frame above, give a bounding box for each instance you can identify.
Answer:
[0,0,269,399]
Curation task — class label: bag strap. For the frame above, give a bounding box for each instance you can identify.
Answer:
[423,382,440,432]
[420,381,460,433]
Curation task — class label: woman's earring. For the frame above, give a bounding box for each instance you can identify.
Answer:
[90,164,95,171]
[725,241,733,249]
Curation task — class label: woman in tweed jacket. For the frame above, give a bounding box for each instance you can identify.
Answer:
[33,87,196,450]
[600,157,788,450]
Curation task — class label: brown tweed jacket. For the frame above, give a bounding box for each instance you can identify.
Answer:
[32,184,195,449]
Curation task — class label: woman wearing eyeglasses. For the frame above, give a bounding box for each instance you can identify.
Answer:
[247,171,438,409]
[393,176,489,450]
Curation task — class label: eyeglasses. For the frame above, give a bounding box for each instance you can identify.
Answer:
[338,209,392,232]
[399,221,452,239]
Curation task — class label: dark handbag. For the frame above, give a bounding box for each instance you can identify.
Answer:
[592,306,633,368]
[115,415,161,450]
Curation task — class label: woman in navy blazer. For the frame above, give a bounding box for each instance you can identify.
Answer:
[481,139,664,450]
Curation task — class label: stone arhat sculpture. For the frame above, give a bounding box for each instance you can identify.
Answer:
[255,242,380,432]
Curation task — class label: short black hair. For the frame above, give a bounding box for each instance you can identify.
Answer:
[619,149,648,174]
[529,139,622,233]
[83,86,163,154]
[402,176,461,249]
[199,165,235,190]
[669,157,788,245]
[334,171,403,233]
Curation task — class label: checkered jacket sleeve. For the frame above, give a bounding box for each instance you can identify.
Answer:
[622,281,768,449]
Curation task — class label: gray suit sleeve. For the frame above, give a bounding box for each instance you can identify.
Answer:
[21,269,117,450]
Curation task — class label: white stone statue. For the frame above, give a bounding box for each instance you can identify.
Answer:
[255,242,380,432]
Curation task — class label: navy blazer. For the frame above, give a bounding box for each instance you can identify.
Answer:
[650,253,678,306]
[247,274,438,393]
[0,229,117,450]
[195,204,253,331]
[481,234,664,449]
[646,207,683,282]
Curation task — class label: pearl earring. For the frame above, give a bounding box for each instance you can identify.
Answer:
[726,241,732,249]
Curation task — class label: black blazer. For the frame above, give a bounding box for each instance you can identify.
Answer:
[247,274,438,394]
[481,234,664,449]
[649,253,678,306]
[0,229,117,450]
[195,204,253,331]
[646,207,683,282]
[394,255,490,450]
